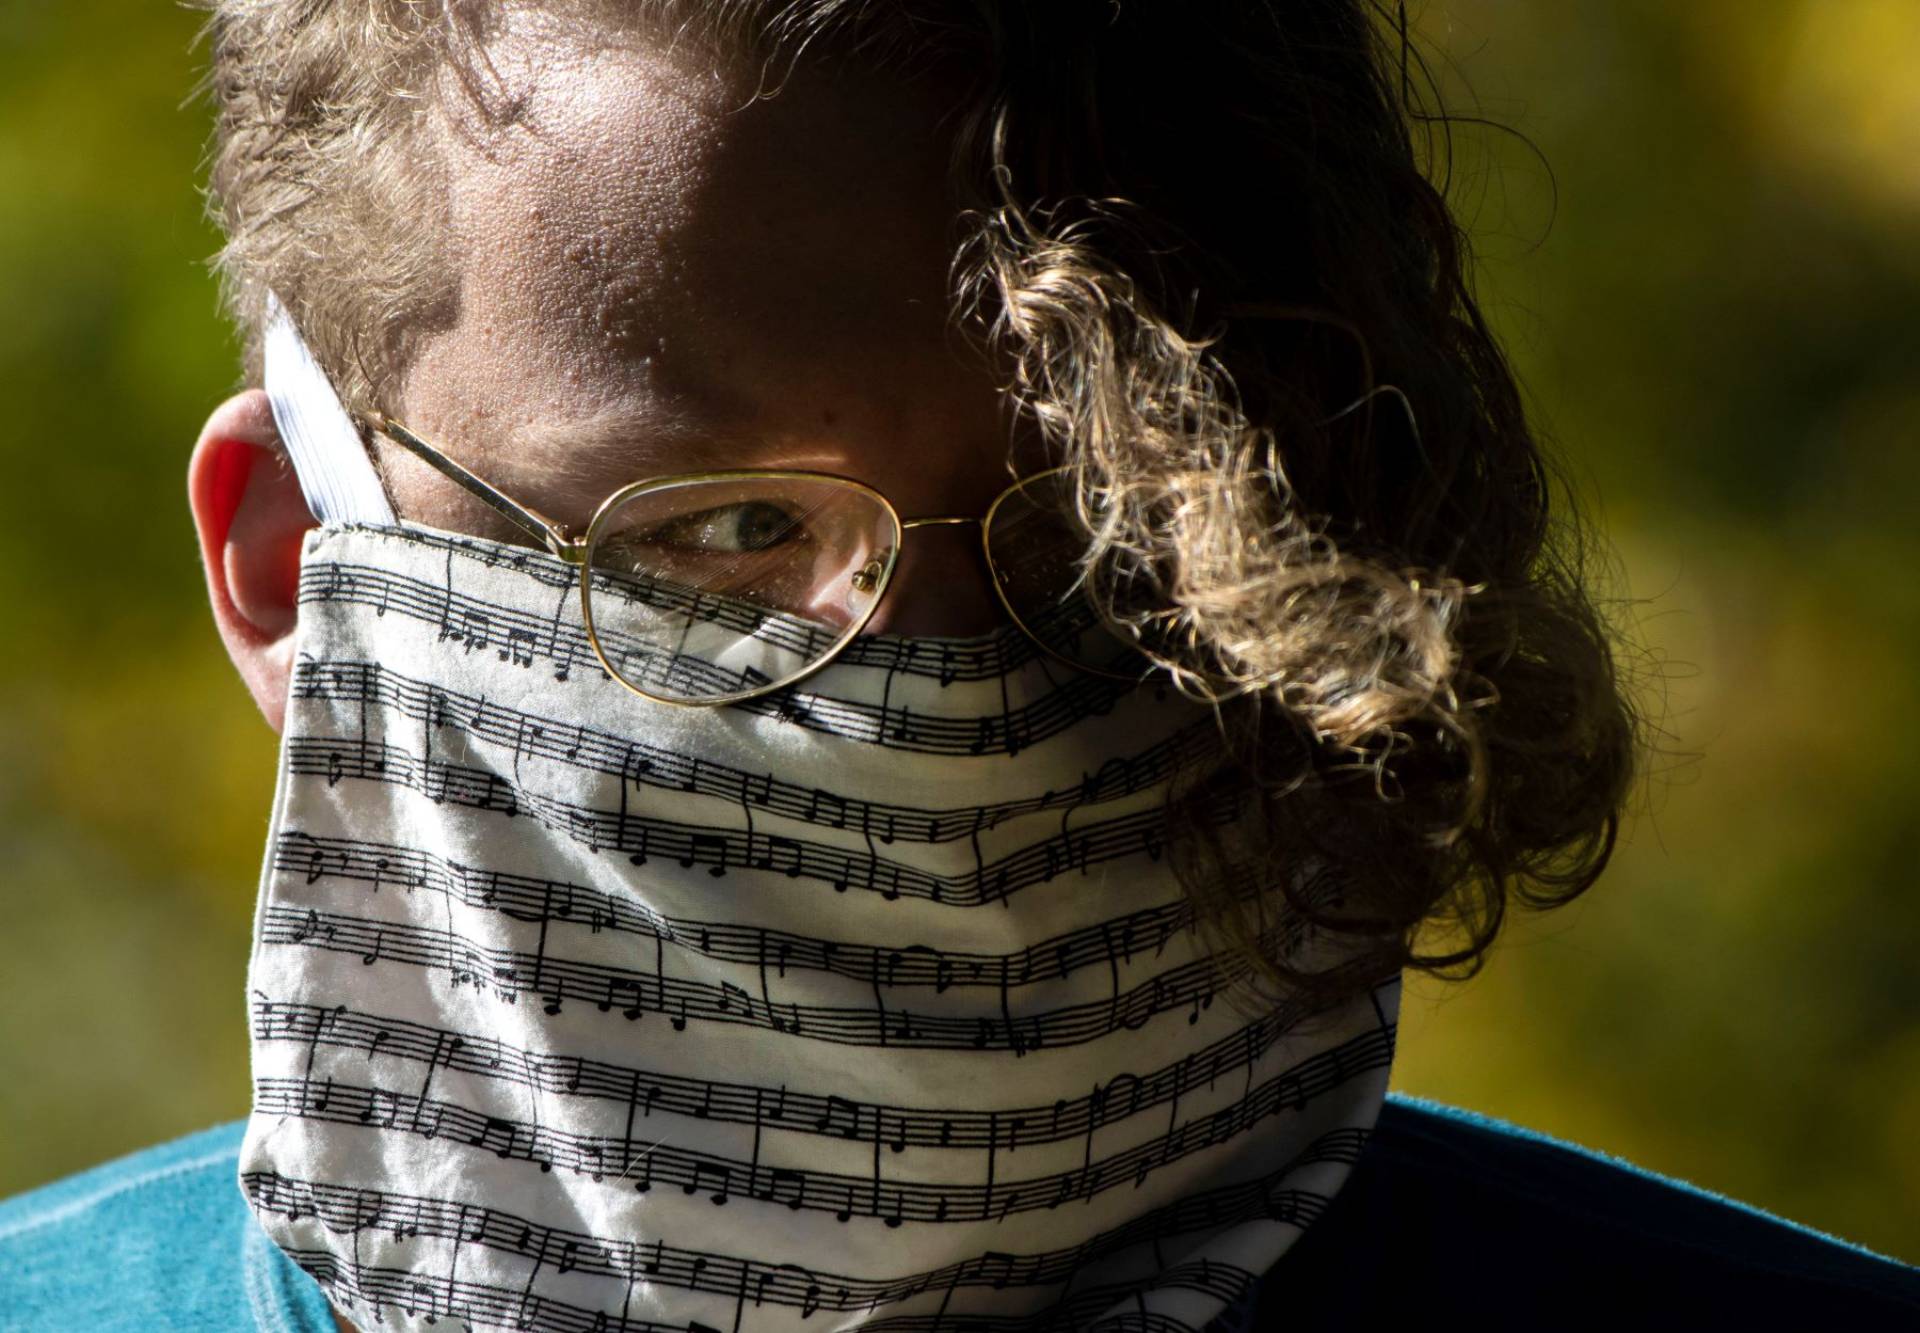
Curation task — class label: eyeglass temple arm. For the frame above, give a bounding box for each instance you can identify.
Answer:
[369,414,582,560]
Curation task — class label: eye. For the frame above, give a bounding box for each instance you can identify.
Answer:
[644,499,806,555]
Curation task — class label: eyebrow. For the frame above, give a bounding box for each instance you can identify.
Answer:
[508,403,783,484]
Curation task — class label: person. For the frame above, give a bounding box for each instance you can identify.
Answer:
[2,3,1916,1330]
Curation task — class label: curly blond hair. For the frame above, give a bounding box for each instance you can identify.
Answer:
[198,0,1647,1011]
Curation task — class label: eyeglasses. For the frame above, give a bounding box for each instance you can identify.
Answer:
[366,414,1152,707]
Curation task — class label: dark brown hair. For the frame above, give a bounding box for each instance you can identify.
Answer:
[198,0,1648,1011]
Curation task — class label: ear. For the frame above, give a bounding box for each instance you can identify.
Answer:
[188,389,316,733]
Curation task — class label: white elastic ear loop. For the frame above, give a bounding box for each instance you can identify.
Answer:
[262,291,396,525]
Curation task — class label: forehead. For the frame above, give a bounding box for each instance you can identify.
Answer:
[405,13,993,479]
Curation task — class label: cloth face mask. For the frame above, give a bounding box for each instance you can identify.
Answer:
[240,298,1404,1333]
[237,516,1400,1333]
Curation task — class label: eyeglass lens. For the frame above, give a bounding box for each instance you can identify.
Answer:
[583,476,897,704]
[581,471,1148,705]
[984,471,1154,679]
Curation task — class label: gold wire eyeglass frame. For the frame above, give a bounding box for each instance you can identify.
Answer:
[366,414,1145,707]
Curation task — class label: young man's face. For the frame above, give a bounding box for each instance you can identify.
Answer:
[190,15,1020,730]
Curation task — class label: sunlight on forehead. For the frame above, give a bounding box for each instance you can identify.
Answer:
[394,9,1011,541]
[422,16,740,399]
[510,401,854,488]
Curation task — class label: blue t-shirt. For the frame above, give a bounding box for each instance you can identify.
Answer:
[3,1093,1915,1330]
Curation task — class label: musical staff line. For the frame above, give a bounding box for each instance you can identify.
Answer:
[274,830,1233,992]
[324,524,1090,682]
[254,1049,1373,1224]
[282,1243,1252,1333]
[255,1173,1261,1333]
[291,658,1217,843]
[252,996,1391,1153]
[302,559,1146,755]
[259,905,1279,1051]
[286,735,1218,906]
[253,1123,1360,1312]
[282,1248,671,1333]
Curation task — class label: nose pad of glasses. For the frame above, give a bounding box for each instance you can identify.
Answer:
[849,549,891,595]
[787,544,890,630]
[858,531,1003,637]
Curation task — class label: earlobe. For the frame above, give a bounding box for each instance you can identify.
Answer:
[188,389,316,733]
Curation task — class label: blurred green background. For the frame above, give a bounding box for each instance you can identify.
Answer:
[1,0,1915,1264]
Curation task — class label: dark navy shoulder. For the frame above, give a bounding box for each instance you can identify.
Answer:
[1258,1093,1920,1326]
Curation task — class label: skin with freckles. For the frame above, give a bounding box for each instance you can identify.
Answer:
[189,14,1035,744]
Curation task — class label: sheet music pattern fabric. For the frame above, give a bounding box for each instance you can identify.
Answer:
[240,521,1401,1333]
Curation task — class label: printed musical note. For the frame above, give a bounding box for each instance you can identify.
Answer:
[682,832,730,877]
[549,629,577,683]
[743,771,774,808]
[970,717,996,755]
[598,976,648,1021]
[297,837,334,885]
[716,981,752,1017]
[814,1094,861,1141]
[504,625,539,668]
[478,1116,518,1159]
[355,1088,398,1129]
[765,1168,806,1213]
[866,858,903,902]
[624,825,652,867]
[441,606,490,653]
[889,709,917,744]
[806,788,849,828]
[686,1160,732,1205]
[752,834,804,880]
[479,772,519,817]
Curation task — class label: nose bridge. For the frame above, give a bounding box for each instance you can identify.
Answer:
[864,515,1001,637]
[899,514,982,531]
